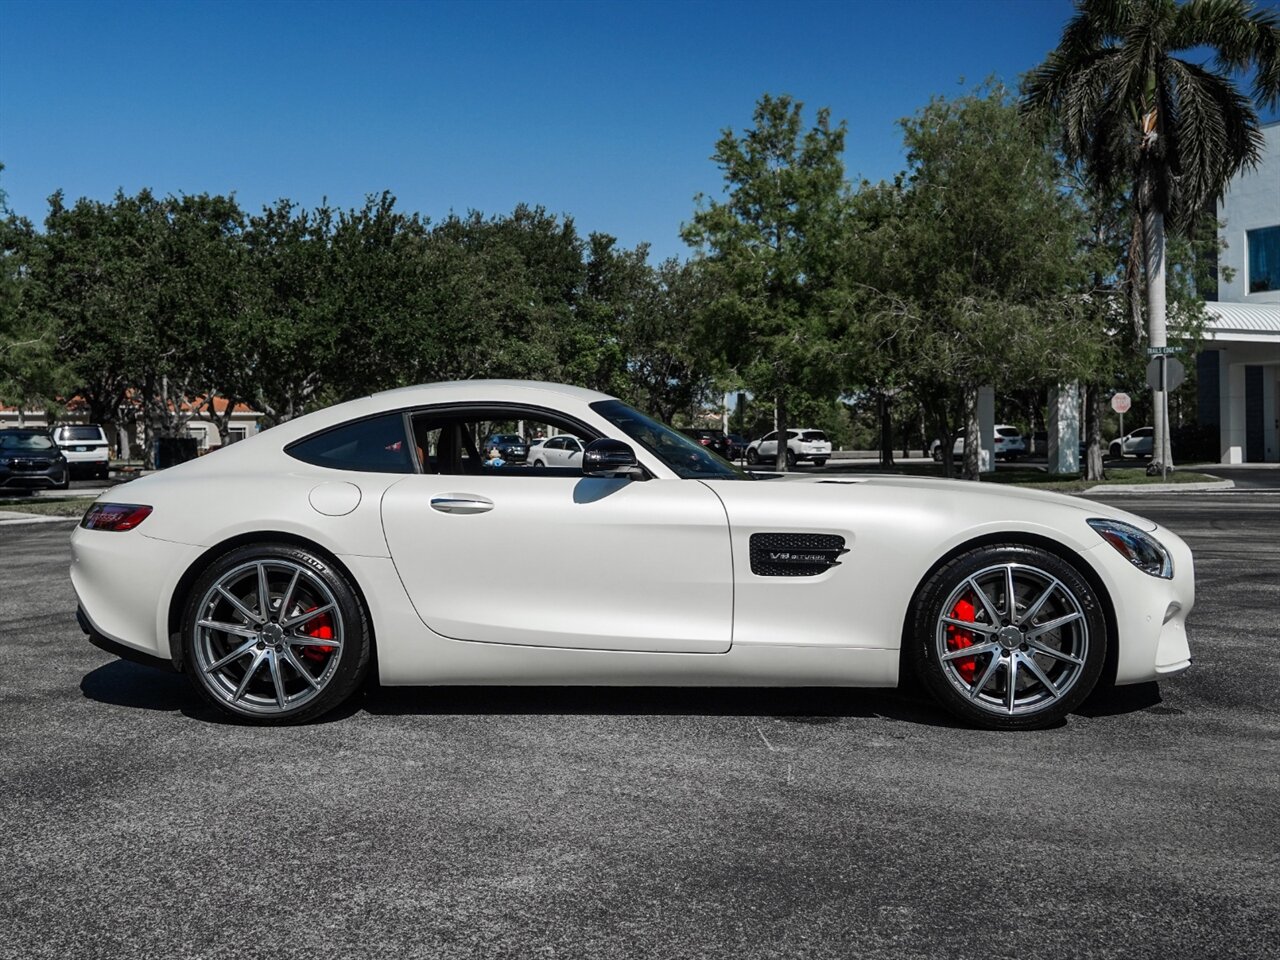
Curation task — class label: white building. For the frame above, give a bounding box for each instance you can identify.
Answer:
[1200,120,1280,463]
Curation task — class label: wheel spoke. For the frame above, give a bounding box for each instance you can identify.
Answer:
[267,650,288,709]
[1004,565,1017,621]
[967,577,1002,627]
[1019,580,1059,626]
[288,634,343,650]
[282,647,321,689]
[256,563,272,621]
[1018,651,1060,699]
[1026,637,1084,666]
[1025,611,1083,640]
[205,637,258,673]
[941,616,997,636]
[942,640,1001,661]
[1004,654,1019,714]
[217,585,264,626]
[282,603,335,629]
[198,619,259,640]
[279,568,301,623]
[969,654,1003,700]
[232,650,267,701]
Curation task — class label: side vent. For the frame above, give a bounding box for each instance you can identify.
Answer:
[749,533,848,577]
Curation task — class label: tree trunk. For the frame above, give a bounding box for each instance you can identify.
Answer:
[962,385,981,481]
[775,395,788,472]
[1084,383,1104,481]
[1143,199,1173,473]
[878,392,894,469]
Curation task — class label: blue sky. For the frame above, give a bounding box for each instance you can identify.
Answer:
[1,0,1277,263]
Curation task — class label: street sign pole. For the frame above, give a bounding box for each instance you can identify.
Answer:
[1161,355,1168,481]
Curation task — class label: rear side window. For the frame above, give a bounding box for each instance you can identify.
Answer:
[997,427,1021,438]
[286,413,413,474]
[57,426,106,442]
[799,431,828,442]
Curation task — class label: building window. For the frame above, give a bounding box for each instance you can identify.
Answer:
[228,427,247,444]
[1248,225,1280,293]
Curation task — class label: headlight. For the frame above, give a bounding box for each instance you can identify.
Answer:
[1087,518,1173,579]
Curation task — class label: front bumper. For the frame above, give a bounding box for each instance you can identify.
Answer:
[0,465,67,489]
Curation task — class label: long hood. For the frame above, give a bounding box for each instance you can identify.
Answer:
[771,472,1160,532]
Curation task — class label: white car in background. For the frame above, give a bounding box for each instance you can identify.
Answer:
[1110,427,1154,459]
[745,429,832,468]
[531,434,587,467]
[931,425,1027,462]
[53,424,110,479]
[71,380,1194,731]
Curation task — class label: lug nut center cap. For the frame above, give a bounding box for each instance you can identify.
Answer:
[262,623,285,645]
[997,626,1023,650]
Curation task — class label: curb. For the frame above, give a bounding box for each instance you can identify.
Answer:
[0,514,80,526]
[1079,479,1235,495]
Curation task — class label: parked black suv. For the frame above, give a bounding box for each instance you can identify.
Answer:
[478,434,530,463]
[679,428,731,460]
[0,429,70,491]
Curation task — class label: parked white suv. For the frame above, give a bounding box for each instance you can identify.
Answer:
[53,424,110,479]
[745,429,833,468]
[931,425,1027,462]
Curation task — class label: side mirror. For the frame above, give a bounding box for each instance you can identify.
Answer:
[582,438,644,479]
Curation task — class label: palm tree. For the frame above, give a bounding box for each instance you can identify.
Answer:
[1024,0,1280,470]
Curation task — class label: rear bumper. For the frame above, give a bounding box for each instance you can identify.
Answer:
[77,606,176,672]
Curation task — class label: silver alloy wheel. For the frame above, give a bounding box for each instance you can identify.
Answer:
[934,562,1089,717]
[191,559,345,716]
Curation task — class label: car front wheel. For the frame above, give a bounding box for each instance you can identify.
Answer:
[908,544,1106,730]
[181,543,372,724]
[746,448,759,465]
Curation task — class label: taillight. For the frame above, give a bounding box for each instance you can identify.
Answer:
[80,503,153,531]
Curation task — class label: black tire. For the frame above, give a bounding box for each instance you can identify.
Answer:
[180,542,372,724]
[813,458,828,467]
[1109,442,1122,459]
[533,460,545,468]
[746,448,760,465]
[931,446,942,462]
[785,450,798,469]
[907,543,1106,730]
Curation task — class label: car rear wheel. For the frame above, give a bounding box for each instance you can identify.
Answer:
[181,543,371,724]
[785,450,797,469]
[812,458,828,467]
[533,460,545,468]
[908,544,1106,730]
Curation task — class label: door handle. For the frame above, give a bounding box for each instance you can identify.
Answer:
[430,495,494,515]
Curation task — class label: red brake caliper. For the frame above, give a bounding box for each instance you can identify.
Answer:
[299,606,336,663]
[945,597,979,682]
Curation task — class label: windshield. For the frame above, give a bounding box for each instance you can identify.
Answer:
[0,432,56,451]
[589,400,746,480]
[495,435,524,443]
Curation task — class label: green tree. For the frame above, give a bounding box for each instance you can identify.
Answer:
[857,85,1101,480]
[1024,0,1280,471]
[682,94,853,471]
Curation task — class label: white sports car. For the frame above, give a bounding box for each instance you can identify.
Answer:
[71,380,1194,729]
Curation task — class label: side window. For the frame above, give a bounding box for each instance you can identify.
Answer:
[408,408,595,477]
[761,432,776,442]
[287,413,414,474]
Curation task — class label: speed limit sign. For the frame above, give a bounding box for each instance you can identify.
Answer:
[1110,393,1131,414]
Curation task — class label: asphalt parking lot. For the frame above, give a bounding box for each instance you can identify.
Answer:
[2,493,1278,960]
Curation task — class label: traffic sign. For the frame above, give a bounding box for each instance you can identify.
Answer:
[1110,392,1131,414]
[1146,356,1185,391]
[1146,345,1182,356]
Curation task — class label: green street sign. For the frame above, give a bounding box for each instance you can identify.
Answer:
[1146,345,1182,356]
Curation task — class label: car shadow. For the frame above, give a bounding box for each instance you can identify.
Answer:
[79,661,1163,728]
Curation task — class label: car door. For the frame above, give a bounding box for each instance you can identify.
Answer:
[381,454,733,654]
[757,431,777,458]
